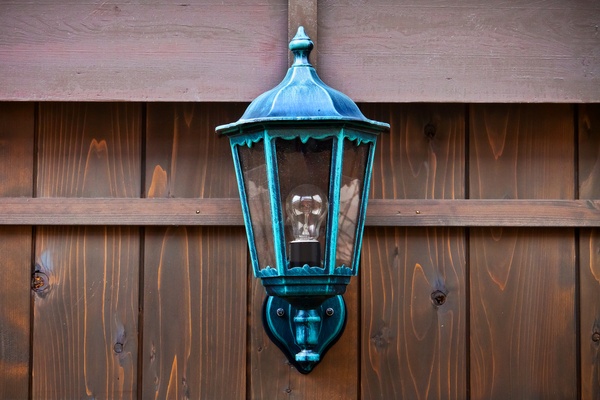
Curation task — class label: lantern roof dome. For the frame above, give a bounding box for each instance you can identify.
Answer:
[216,27,389,135]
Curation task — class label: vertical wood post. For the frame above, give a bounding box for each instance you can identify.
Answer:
[579,104,600,399]
[288,0,318,68]
[0,103,34,400]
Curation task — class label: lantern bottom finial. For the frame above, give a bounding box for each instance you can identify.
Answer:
[262,295,347,374]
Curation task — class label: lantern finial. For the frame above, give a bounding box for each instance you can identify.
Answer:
[289,26,313,67]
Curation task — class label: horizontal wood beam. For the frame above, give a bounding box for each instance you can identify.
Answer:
[0,1,597,102]
[0,198,598,227]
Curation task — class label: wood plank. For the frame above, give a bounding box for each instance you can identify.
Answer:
[469,104,577,398]
[141,226,247,399]
[145,103,245,198]
[470,227,577,398]
[1,1,597,103]
[288,0,318,67]
[32,103,141,398]
[2,198,600,227]
[143,102,247,398]
[0,102,34,400]
[319,1,600,103]
[37,103,141,197]
[365,103,465,200]
[362,104,466,399]
[579,103,600,399]
[33,226,140,399]
[470,104,575,200]
[362,227,466,399]
[0,103,34,197]
[0,1,287,101]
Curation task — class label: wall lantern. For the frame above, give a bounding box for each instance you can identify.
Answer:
[216,27,389,373]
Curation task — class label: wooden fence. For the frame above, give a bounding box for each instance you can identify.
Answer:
[0,102,598,399]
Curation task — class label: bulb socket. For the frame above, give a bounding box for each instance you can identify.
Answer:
[289,241,321,268]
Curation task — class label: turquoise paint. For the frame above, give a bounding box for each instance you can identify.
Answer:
[216,26,389,372]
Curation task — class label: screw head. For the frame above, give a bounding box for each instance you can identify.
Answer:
[592,332,600,343]
[114,342,124,354]
[431,290,447,306]
[276,308,285,317]
[325,308,335,317]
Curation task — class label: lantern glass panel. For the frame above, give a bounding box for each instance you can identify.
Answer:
[275,137,333,268]
[237,140,276,271]
[336,139,370,269]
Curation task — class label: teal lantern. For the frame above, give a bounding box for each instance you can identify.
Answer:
[216,27,389,373]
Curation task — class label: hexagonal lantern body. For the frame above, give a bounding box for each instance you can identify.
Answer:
[216,27,389,373]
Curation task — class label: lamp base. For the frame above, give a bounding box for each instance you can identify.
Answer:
[261,295,347,374]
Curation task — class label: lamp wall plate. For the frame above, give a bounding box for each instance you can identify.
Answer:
[262,295,347,374]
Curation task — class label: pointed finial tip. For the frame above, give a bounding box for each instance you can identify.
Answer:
[289,26,313,53]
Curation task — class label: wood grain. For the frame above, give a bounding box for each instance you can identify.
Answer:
[469,104,577,398]
[470,227,576,398]
[0,103,34,197]
[361,104,466,399]
[145,103,245,198]
[318,1,600,103]
[142,226,247,399]
[470,104,574,200]
[579,103,600,399]
[0,1,287,101]
[2,1,597,103]
[33,226,140,399]
[364,103,465,200]
[0,102,34,399]
[362,227,466,399]
[33,103,141,398]
[2,197,600,227]
[288,0,318,67]
[37,103,141,198]
[143,103,247,398]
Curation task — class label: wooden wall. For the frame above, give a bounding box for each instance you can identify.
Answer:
[0,102,599,399]
[1,0,598,103]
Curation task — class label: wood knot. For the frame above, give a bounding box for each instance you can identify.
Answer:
[424,123,436,139]
[31,271,49,293]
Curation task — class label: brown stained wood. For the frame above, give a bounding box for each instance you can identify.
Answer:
[361,104,466,398]
[33,102,141,398]
[37,103,141,198]
[470,104,574,200]
[249,272,359,399]
[142,226,246,399]
[579,103,600,399]
[318,1,600,103]
[0,103,34,197]
[361,104,466,399]
[143,103,246,398]
[32,226,139,399]
[0,102,34,399]
[470,228,576,399]
[0,1,288,102]
[581,229,600,400]
[145,103,246,198]
[2,197,600,227]
[469,104,577,398]
[288,0,318,67]
[0,228,32,400]
[362,227,466,399]
[364,103,465,200]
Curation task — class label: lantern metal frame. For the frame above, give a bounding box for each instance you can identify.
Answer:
[217,27,389,373]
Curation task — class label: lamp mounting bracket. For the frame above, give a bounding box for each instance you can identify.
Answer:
[261,295,347,374]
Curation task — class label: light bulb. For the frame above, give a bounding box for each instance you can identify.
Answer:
[286,184,328,242]
[286,184,328,268]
